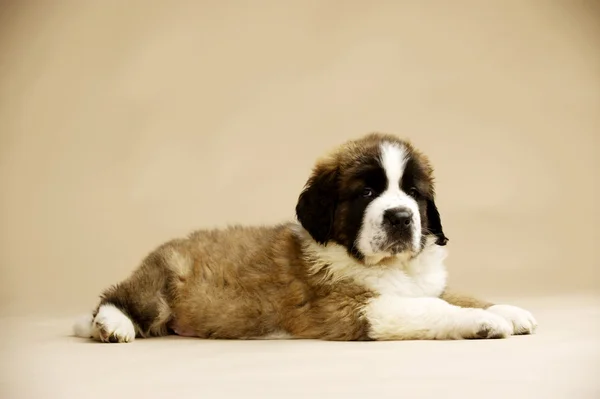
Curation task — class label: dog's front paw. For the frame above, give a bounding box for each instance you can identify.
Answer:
[460,310,513,339]
[487,304,537,335]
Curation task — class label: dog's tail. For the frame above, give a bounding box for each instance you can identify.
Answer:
[72,313,94,338]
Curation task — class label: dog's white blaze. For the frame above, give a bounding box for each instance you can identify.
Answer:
[356,141,421,256]
[380,142,406,190]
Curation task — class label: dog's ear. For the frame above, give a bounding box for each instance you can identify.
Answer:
[295,165,338,245]
[426,198,449,246]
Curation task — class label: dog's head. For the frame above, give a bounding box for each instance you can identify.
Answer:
[296,133,448,264]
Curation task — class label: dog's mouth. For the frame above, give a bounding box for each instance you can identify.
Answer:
[381,239,414,256]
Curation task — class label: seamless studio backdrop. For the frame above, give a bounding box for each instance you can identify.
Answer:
[1,1,598,315]
[0,1,599,397]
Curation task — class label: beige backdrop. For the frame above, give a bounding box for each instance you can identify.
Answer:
[0,1,598,317]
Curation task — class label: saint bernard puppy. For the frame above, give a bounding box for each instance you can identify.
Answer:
[74,132,537,343]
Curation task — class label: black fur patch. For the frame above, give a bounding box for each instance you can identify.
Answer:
[296,166,339,244]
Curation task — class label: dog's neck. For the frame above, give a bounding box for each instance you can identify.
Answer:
[294,225,449,296]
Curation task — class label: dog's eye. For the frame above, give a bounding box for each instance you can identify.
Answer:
[362,187,374,198]
[408,187,420,198]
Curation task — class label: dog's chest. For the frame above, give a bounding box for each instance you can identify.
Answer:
[362,265,447,297]
[354,248,448,298]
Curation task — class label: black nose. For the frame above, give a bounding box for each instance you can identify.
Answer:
[384,208,413,228]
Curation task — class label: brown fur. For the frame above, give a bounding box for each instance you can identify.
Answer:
[440,290,494,309]
[99,223,373,341]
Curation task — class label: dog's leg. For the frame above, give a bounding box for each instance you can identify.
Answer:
[441,290,537,335]
[440,290,493,309]
[74,250,176,343]
[365,296,513,340]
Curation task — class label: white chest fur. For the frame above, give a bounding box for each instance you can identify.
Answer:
[303,237,449,298]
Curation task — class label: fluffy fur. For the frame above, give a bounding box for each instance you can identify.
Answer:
[73,133,537,343]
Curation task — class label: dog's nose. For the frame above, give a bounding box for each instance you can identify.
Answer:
[384,208,413,228]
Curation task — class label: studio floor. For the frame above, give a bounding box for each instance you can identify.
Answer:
[1,295,599,399]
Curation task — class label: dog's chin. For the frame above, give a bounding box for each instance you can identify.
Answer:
[361,241,417,265]
[384,237,420,255]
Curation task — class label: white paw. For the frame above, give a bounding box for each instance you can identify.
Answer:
[93,304,136,343]
[487,304,537,335]
[460,309,513,339]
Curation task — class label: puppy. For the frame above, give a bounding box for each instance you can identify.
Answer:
[73,132,537,343]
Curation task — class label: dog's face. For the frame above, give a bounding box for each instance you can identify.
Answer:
[296,133,448,263]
